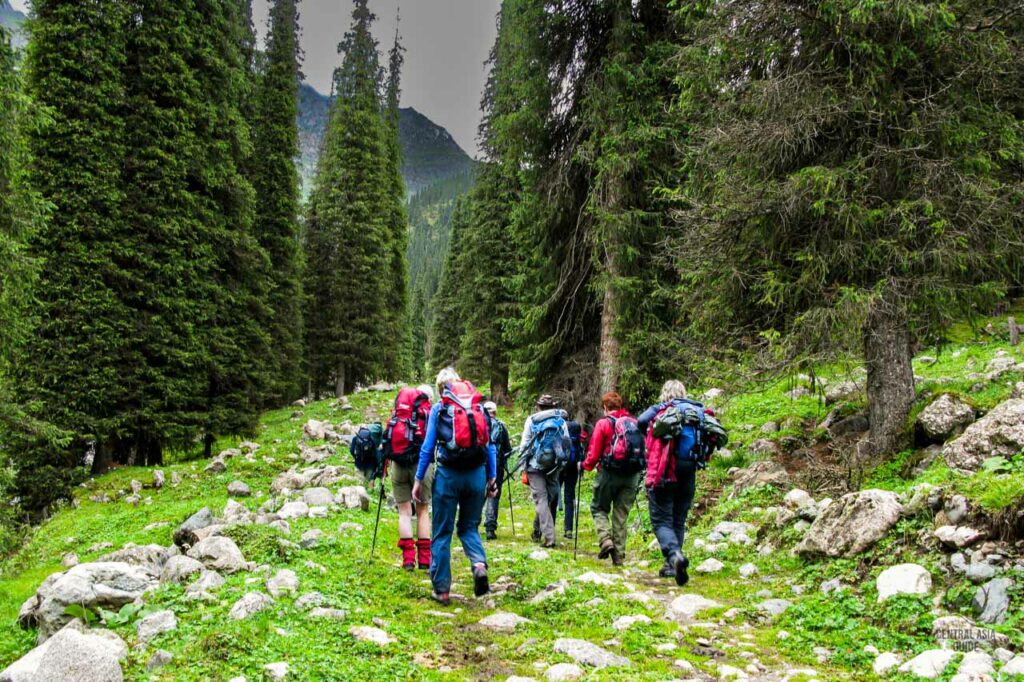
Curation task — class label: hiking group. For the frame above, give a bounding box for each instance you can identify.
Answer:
[350,368,728,605]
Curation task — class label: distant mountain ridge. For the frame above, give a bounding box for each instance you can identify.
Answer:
[298,82,476,197]
[0,2,26,48]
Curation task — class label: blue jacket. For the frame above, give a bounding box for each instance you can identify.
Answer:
[416,402,497,481]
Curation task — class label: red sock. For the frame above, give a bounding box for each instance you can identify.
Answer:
[416,538,431,569]
[398,538,416,569]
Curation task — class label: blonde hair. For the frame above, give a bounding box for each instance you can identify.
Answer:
[435,367,460,396]
[659,380,688,402]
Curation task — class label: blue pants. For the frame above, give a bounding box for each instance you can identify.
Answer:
[646,460,697,560]
[430,464,488,594]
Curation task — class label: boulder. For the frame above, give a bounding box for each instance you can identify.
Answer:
[336,486,371,511]
[349,626,395,646]
[873,652,902,676]
[668,594,721,619]
[223,500,254,526]
[229,592,273,620]
[266,569,299,599]
[932,615,1010,650]
[898,650,955,679]
[96,545,174,577]
[730,460,790,497]
[227,481,251,497]
[479,612,531,632]
[17,563,158,639]
[302,487,334,507]
[695,558,724,574]
[545,663,584,682]
[943,399,1024,472]
[136,610,176,643]
[933,526,986,549]
[184,570,224,601]
[159,555,204,584]
[185,536,247,574]
[876,563,932,602]
[783,489,814,510]
[611,615,650,631]
[756,599,793,618]
[271,469,311,495]
[552,639,630,669]
[152,471,165,489]
[972,578,1013,624]
[1,622,127,682]
[277,500,310,519]
[825,381,863,405]
[172,508,216,549]
[796,489,902,558]
[303,419,329,440]
[264,662,289,680]
[745,440,781,458]
[916,394,975,444]
[203,458,226,474]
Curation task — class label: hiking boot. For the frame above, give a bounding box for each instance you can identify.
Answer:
[398,538,416,571]
[672,551,690,587]
[486,529,497,541]
[658,562,674,579]
[531,531,542,543]
[564,530,574,539]
[598,539,615,560]
[430,591,451,606]
[416,538,431,570]
[541,539,557,549]
[472,563,490,597]
[611,549,624,566]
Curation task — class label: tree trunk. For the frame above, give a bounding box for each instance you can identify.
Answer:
[335,363,346,398]
[599,252,621,396]
[490,364,510,406]
[203,433,214,460]
[864,295,915,458]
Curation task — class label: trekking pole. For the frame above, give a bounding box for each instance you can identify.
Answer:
[370,475,386,556]
[573,469,583,560]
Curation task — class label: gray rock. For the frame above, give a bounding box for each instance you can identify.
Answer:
[943,399,1024,471]
[897,649,955,679]
[917,394,976,444]
[266,569,299,598]
[739,563,758,578]
[229,592,273,620]
[136,610,176,643]
[172,508,216,549]
[478,612,531,632]
[756,599,792,618]
[966,561,997,583]
[944,495,969,524]
[184,570,224,600]
[950,553,968,574]
[545,663,584,681]
[61,553,79,569]
[349,625,395,646]
[932,615,1010,650]
[299,529,325,549]
[819,578,845,594]
[552,639,630,669]
[668,594,721,619]
[730,460,790,496]
[829,414,870,436]
[873,652,901,676]
[145,650,172,672]
[152,471,165,489]
[223,499,254,525]
[1,622,127,682]
[957,650,994,677]
[264,662,289,680]
[185,536,247,573]
[336,486,371,511]
[1003,656,1024,676]
[295,592,327,611]
[934,525,985,549]
[876,563,932,602]
[695,558,724,574]
[302,487,334,507]
[308,607,346,621]
[796,489,902,558]
[17,563,158,639]
[227,481,251,497]
[159,555,204,584]
[204,458,226,474]
[972,578,1013,624]
[96,544,174,577]
[277,500,310,519]
[825,380,862,405]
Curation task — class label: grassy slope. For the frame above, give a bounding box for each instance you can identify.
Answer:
[1,315,1023,680]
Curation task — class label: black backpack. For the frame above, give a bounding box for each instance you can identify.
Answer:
[350,422,384,480]
[567,420,583,465]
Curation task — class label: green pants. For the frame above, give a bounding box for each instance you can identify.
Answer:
[590,468,641,553]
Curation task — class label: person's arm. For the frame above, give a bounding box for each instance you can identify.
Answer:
[636,404,660,434]
[486,442,497,481]
[519,416,533,451]
[581,418,609,472]
[415,404,441,481]
[499,424,513,460]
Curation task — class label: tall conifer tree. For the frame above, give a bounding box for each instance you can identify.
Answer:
[253,0,305,404]
[304,0,391,396]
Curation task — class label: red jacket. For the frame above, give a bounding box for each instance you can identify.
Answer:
[582,409,632,472]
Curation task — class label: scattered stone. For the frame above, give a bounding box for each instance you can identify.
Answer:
[295,592,326,611]
[302,487,334,507]
[783,489,814,510]
[349,626,395,646]
[152,470,165,489]
[552,639,629,669]
[229,592,273,620]
[172,508,216,549]
[170,472,181,487]
[717,664,748,679]
[308,506,329,519]
[966,561,997,583]
[186,536,247,573]
[227,481,251,497]
[136,610,176,643]
[263,662,289,680]
[972,578,1013,624]
[159,555,203,584]
[336,486,371,511]
[308,608,346,621]
[876,563,932,602]
[203,459,226,474]
[695,558,724,574]
[1,622,128,682]
[796,489,902,558]
[544,663,584,681]
[1003,656,1024,676]
[338,522,363,533]
[529,550,550,561]
[756,599,793,619]
[819,578,845,594]
[299,529,325,549]
[825,380,862,405]
[17,562,158,639]
[934,526,986,549]
[479,612,531,632]
[731,459,790,496]
[739,563,758,578]
[575,571,619,586]
[277,501,310,519]
[897,649,955,679]
[145,649,173,672]
[668,594,721,619]
[943,399,1024,472]
[267,569,299,598]
[917,394,976,443]
[61,553,79,569]
[184,570,224,600]
[611,615,651,631]
[944,495,969,524]
[530,581,567,604]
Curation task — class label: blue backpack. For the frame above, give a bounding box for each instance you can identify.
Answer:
[566,420,583,465]
[653,399,708,463]
[528,410,571,473]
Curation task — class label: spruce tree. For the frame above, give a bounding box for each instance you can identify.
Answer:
[429,197,471,372]
[252,0,305,405]
[304,0,392,396]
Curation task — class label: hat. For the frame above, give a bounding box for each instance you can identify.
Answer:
[536,394,559,409]
[483,401,498,414]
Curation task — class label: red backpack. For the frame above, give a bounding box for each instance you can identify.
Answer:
[644,406,679,488]
[438,380,491,468]
[383,387,432,466]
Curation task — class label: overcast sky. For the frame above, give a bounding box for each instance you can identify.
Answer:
[10,0,501,157]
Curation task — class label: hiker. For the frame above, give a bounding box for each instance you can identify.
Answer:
[520,394,572,548]
[383,385,434,570]
[637,380,709,586]
[412,368,498,605]
[580,392,644,565]
[559,419,586,539]
[483,401,514,540]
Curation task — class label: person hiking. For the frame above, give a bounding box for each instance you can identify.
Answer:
[519,394,571,548]
[483,401,514,540]
[559,419,586,540]
[383,384,434,570]
[580,392,644,566]
[636,380,709,586]
[412,368,498,605]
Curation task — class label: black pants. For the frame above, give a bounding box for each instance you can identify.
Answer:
[559,464,579,533]
[483,456,509,534]
[646,460,697,560]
